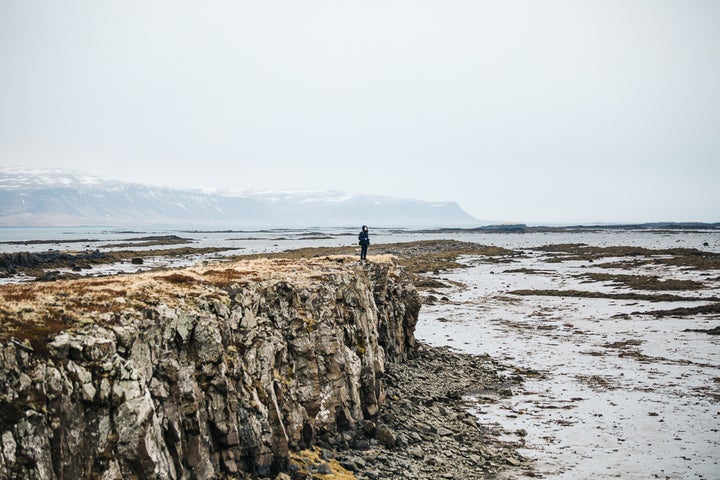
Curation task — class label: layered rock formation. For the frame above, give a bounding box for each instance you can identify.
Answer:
[0,255,420,479]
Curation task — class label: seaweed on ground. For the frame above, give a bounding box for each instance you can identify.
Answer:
[684,326,720,335]
[533,244,720,271]
[503,268,554,275]
[631,303,720,317]
[508,289,718,303]
[575,272,705,291]
[385,240,519,274]
[99,235,194,248]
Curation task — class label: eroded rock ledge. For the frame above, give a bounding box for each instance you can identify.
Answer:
[0,256,420,479]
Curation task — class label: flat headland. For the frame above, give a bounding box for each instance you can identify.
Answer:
[1,232,719,478]
[0,245,529,479]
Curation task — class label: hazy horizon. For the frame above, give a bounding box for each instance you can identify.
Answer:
[1,1,719,224]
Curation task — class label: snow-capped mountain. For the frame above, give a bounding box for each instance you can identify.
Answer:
[0,167,478,227]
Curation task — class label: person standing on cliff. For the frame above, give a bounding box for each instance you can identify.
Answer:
[358,225,370,260]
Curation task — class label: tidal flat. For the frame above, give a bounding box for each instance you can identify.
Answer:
[416,241,720,479]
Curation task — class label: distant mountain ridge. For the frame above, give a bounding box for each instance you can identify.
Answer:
[0,167,479,227]
[409,222,720,233]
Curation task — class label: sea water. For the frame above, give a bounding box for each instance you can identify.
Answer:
[2,226,719,253]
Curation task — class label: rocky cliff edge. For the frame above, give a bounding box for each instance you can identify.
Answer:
[0,255,420,479]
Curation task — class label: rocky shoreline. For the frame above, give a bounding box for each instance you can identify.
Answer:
[4,235,718,478]
[0,245,534,479]
[301,344,529,480]
[0,252,535,480]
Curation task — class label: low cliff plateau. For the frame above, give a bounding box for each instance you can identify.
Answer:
[0,256,421,479]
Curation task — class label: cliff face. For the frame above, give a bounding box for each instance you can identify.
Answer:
[0,256,420,479]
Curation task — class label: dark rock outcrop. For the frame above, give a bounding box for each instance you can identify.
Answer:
[0,249,106,276]
[0,256,420,479]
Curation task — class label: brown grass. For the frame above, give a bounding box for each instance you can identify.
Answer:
[202,268,261,288]
[155,273,198,285]
[1,284,39,302]
[0,256,385,348]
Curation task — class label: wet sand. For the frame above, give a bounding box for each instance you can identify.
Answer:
[416,247,720,479]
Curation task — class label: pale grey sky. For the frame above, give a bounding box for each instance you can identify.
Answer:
[1,1,719,224]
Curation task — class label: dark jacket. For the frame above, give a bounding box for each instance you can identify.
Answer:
[358,230,370,246]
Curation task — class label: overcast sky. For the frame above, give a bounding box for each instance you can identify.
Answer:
[1,1,718,224]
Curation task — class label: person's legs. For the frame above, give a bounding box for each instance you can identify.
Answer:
[361,244,368,259]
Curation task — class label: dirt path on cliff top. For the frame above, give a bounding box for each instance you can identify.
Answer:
[416,246,720,479]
